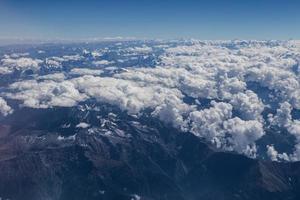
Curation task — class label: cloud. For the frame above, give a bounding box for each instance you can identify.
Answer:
[230,90,264,121]
[37,73,66,82]
[3,40,300,160]
[71,75,187,115]
[125,45,153,54]
[1,56,43,73]
[0,66,13,75]
[287,120,300,161]
[93,60,114,66]
[269,101,292,127]
[0,97,13,116]
[76,122,90,128]
[7,79,87,108]
[7,53,30,58]
[267,145,279,161]
[45,54,83,68]
[70,68,103,76]
[189,101,233,147]
[152,97,193,130]
[266,145,290,161]
[62,55,83,61]
[45,58,61,68]
[223,117,264,157]
[268,102,300,161]
[57,134,76,141]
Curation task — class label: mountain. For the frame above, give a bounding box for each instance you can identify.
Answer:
[0,104,300,200]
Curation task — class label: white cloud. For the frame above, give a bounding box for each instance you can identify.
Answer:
[1,57,43,72]
[125,45,153,54]
[269,102,292,127]
[72,75,187,115]
[8,53,30,58]
[267,145,279,161]
[57,134,76,141]
[189,101,233,147]
[288,120,300,161]
[37,73,66,82]
[230,90,264,121]
[218,75,247,99]
[223,117,264,157]
[269,102,300,161]
[105,66,118,71]
[45,58,61,68]
[45,54,83,68]
[91,51,102,58]
[4,40,300,160]
[0,66,13,75]
[62,54,83,61]
[288,120,300,139]
[152,97,193,130]
[93,60,114,66]
[76,122,90,128]
[7,79,87,108]
[0,97,13,116]
[70,68,103,76]
[266,145,290,161]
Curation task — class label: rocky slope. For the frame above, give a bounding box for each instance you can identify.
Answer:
[0,105,300,200]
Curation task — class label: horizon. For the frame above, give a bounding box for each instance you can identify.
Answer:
[1,37,300,46]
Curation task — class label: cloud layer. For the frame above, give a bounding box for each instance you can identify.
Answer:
[1,55,43,74]
[1,40,300,161]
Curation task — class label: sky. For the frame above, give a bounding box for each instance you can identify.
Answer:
[0,0,299,40]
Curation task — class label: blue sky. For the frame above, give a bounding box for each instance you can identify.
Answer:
[0,0,299,40]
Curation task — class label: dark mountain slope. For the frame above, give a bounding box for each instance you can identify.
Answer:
[0,106,300,200]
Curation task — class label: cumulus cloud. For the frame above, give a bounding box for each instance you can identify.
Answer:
[287,120,300,161]
[62,55,83,61]
[189,101,233,147]
[230,90,264,121]
[70,68,103,76]
[269,101,292,127]
[4,40,300,160]
[267,145,279,161]
[1,56,43,73]
[37,73,66,82]
[7,79,87,108]
[0,66,13,75]
[268,102,300,161]
[93,60,114,66]
[266,145,290,161]
[152,97,193,130]
[7,53,30,58]
[72,75,187,115]
[0,97,13,116]
[125,45,153,54]
[45,54,83,68]
[45,58,61,68]
[76,122,90,128]
[223,117,264,157]
[91,51,102,58]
